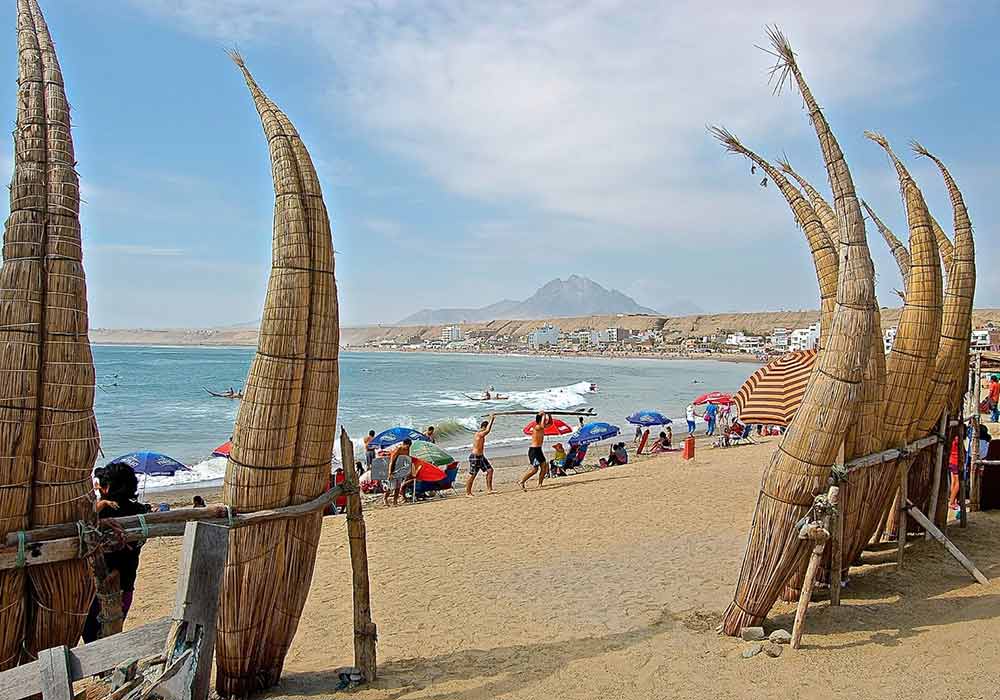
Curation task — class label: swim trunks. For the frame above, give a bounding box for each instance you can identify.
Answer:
[528,446,546,467]
[469,453,493,475]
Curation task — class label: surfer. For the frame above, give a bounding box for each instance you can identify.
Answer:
[466,414,496,497]
[384,438,413,507]
[519,412,553,491]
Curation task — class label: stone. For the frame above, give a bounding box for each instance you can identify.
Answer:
[768,628,792,644]
[764,642,783,658]
[742,642,763,658]
[740,626,765,641]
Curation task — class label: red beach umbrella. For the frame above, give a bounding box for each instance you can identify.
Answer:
[693,391,733,406]
[522,418,574,436]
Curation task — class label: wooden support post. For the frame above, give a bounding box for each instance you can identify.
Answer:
[89,540,125,639]
[897,459,909,569]
[906,502,989,585]
[927,412,948,540]
[160,521,229,700]
[37,646,73,700]
[791,486,837,650]
[971,351,983,513]
[341,428,378,682]
[830,442,845,606]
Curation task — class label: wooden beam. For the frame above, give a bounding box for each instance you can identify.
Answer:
[0,619,171,700]
[37,646,73,700]
[830,442,845,606]
[0,485,349,571]
[342,428,378,682]
[897,459,909,568]
[7,505,230,546]
[906,502,989,585]
[926,412,948,540]
[844,434,939,474]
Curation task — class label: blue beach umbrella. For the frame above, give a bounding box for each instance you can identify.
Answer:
[626,410,672,427]
[368,427,431,449]
[570,422,621,446]
[108,451,189,476]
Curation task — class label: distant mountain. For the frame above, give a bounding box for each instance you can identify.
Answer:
[396,275,659,325]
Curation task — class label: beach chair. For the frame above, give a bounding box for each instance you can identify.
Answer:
[561,445,588,474]
[411,465,459,499]
[729,422,757,445]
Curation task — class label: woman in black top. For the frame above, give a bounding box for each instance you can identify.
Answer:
[81,462,151,642]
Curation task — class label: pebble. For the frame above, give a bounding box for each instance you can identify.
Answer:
[768,629,792,644]
[740,626,765,641]
[742,642,763,658]
[764,642,784,658]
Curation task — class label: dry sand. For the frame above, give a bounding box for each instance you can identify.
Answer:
[126,439,1000,699]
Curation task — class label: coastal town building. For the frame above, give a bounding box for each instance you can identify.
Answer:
[527,324,561,349]
[884,326,898,353]
[770,328,790,351]
[440,325,464,343]
[789,322,820,351]
[971,327,1000,351]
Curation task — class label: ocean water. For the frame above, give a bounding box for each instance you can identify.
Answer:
[92,346,758,489]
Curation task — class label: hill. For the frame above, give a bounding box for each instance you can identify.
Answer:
[396,275,659,325]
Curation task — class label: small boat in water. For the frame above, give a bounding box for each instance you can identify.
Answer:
[205,387,243,400]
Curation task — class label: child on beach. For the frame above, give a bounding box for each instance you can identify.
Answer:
[82,462,151,643]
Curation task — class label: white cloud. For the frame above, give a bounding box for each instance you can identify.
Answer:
[132,0,937,245]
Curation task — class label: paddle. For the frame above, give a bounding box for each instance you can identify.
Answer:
[484,409,597,418]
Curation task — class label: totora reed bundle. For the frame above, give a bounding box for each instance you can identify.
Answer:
[850,133,942,551]
[718,27,877,635]
[0,0,99,668]
[862,200,911,288]
[216,52,340,696]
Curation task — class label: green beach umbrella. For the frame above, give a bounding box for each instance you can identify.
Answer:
[408,441,458,468]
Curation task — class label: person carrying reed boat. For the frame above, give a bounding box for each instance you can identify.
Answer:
[82,463,152,643]
[466,415,497,497]
[384,438,414,507]
[519,412,553,491]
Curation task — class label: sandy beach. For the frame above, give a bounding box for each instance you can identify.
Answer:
[125,438,1000,700]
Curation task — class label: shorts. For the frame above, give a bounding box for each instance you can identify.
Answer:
[528,446,546,468]
[469,453,493,475]
[385,477,400,491]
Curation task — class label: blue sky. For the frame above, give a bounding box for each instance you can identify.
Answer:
[1,1,997,327]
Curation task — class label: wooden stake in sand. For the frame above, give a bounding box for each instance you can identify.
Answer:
[340,429,377,681]
[790,485,838,650]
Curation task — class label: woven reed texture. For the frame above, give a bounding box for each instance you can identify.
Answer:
[930,214,954,278]
[844,133,942,559]
[710,129,837,346]
[862,200,910,288]
[734,349,817,426]
[216,53,340,697]
[0,0,99,668]
[778,158,841,247]
[719,28,876,635]
[894,145,976,527]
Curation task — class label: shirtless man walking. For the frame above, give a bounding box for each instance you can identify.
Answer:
[466,414,496,496]
[519,412,553,491]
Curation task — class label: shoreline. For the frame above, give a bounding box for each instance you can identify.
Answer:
[341,345,763,364]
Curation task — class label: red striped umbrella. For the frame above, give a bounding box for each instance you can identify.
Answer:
[734,349,818,426]
[693,391,733,406]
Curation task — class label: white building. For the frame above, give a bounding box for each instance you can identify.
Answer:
[528,325,561,349]
[770,328,790,351]
[789,322,821,351]
[972,329,991,350]
[606,327,629,343]
[441,325,464,343]
[883,326,898,353]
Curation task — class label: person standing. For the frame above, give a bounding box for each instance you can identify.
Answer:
[989,375,1000,422]
[466,415,496,496]
[519,412,553,490]
[363,429,376,467]
[384,438,413,507]
[82,462,151,642]
[633,424,643,443]
[426,426,437,443]
[704,402,718,436]
[686,403,699,435]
